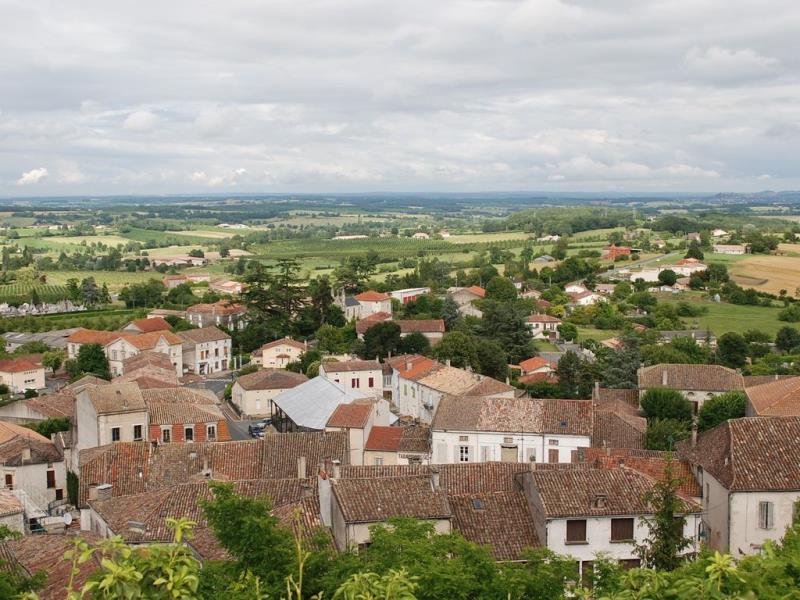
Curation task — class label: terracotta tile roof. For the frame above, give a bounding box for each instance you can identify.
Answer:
[526,314,561,323]
[16,391,76,419]
[365,425,430,454]
[326,401,373,429]
[65,328,121,346]
[84,383,146,414]
[354,291,391,302]
[580,448,701,498]
[121,350,175,373]
[126,330,184,349]
[340,462,530,494]
[416,365,482,395]
[391,355,440,380]
[0,489,23,517]
[321,359,381,373]
[89,479,322,559]
[397,319,445,334]
[0,358,42,373]
[77,432,349,506]
[465,286,486,298]
[519,356,552,372]
[147,401,224,426]
[742,374,795,387]
[64,375,110,393]
[745,376,800,416]
[518,372,559,385]
[260,337,306,352]
[186,300,246,315]
[0,532,103,600]
[679,416,800,492]
[332,475,451,523]
[126,317,172,333]
[178,326,231,344]
[235,369,308,391]
[638,364,744,392]
[594,387,640,409]
[592,401,647,450]
[0,421,62,465]
[355,312,393,335]
[529,467,699,518]
[540,399,593,436]
[449,491,540,560]
[465,377,516,397]
[433,395,542,433]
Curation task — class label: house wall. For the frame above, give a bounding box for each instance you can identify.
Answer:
[2,460,67,508]
[545,514,699,569]
[97,411,149,446]
[728,490,800,556]
[0,367,46,393]
[260,345,303,368]
[75,394,100,452]
[695,468,729,551]
[0,511,24,533]
[431,430,590,464]
[320,367,382,397]
[183,338,230,375]
[0,400,50,422]
[231,382,286,418]
[392,375,441,423]
[148,420,225,444]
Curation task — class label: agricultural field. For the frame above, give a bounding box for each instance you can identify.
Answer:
[0,283,69,304]
[727,254,800,295]
[446,232,531,244]
[120,228,217,246]
[164,229,236,240]
[44,270,161,291]
[575,326,618,342]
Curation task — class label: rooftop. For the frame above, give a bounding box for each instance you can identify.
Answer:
[321,359,381,373]
[326,401,374,429]
[332,475,451,523]
[365,425,430,454]
[186,300,246,315]
[0,357,42,373]
[354,291,391,302]
[272,377,369,430]
[0,421,61,465]
[235,369,308,391]
[178,326,231,343]
[82,383,146,414]
[638,363,744,392]
[259,337,306,352]
[125,317,172,333]
[745,376,800,416]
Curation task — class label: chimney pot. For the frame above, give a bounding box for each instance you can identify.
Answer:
[430,467,440,491]
[297,456,307,479]
[405,360,412,371]
[331,459,341,479]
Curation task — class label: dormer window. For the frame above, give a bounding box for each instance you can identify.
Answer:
[593,494,608,509]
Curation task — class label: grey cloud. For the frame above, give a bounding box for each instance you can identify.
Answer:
[0,0,799,194]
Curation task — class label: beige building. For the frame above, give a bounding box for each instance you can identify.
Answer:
[253,337,306,368]
[0,357,45,393]
[231,369,308,418]
[363,425,430,466]
[638,364,745,413]
[179,326,232,375]
[446,286,485,318]
[66,329,184,377]
[74,383,148,453]
[319,359,383,397]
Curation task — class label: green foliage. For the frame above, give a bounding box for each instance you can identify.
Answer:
[776,326,800,353]
[556,349,595,398]
[41,349,64,372]
[236,363,260,376]
[433,331,478,370]
[333,569,418,600]
[646,418,691,451]
[119,278,166,308]
[698,391,746,432]
[24,417,70,438]
[475,338,508,380]
[478,300,534,364]
[67,343,111,380]
[716,332,748,368]
[201,482,294,595]
[362,321,402,360]
[558,322,578,342]
[441,296,462,331]
[67,470,79,506]
[484,276,517,301]
[778,303,800,322]
[640,388,693,423]
[657,269,678,286]
[634,456,693,571]
[398,331,431,356]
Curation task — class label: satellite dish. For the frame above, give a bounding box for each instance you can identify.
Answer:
[63,512,73,526]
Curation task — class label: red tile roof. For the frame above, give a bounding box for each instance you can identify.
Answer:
[126,317,172,333]
[326,401,373,429]
[259,337,306,352]
[321,359,381,373]
[397,319,445,334]
[0,358,42,373]
[745,376,800,416]
[186,300,246,315]
[355,312,393,335]
[519,356,553,372]
[354,291,391,302]
[235,369,308,391]
[638,364,744,392]
[365,426,403,451]
[526,314,561,323]
[332,475,451,523]
[466,285,486,298]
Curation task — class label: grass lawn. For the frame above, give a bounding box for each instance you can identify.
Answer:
[576,326,618,342]
[536,340,561,352]
[660,297,785,337]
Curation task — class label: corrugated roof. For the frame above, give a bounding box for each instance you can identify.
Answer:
[272,377,369,430]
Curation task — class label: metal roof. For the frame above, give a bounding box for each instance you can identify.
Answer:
[272,376,368,430]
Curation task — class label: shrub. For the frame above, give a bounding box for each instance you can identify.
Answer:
[698,391,746,432]
[646,418,691,451]
[779,303,800,322]
[640,388,693,423]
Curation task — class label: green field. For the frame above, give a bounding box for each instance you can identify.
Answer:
[120,228,217,246]
[446,232,531,244]
[661,297,785,337]
[44,271,162,291]
[576,326,619,341]
[0,283,69,304]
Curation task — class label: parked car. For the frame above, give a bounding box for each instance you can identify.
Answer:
[248,419,272,437]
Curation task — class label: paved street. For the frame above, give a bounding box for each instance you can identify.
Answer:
[227,417,256,441]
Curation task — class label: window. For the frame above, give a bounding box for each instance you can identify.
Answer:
[611,518,635,542]
[459,435,469,442]
[162,428,171,443]
[185,427,194,442]
[458,446,471,463]
[351,378,360,388]
[759,501,774,530]
[46,469,56,489]
[111,427,120,442]
[207,425,217,440]
[55,488,64,501]
[368,377,374,388]
[566,519,587,543]
[133,425,143,442]
[374,457,384,466]
[549,439,559,446]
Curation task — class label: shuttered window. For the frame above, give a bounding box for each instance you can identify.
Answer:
[46,470,56,489]
[759,501,774,530]
[566,519,587,543]
[610,518,635,542]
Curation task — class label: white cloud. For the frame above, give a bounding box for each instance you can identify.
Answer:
[684,46,779,81]
[16,167,48,185]
[123,110,159,132]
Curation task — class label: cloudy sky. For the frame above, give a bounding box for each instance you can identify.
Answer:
[1,0,799,196]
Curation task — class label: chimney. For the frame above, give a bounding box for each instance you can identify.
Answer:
[661,369,668,386]
[594,380,600,400]
[88,484,100,501]
[96,483,113,501]
[297,456,307,479]
[331,459,341,479]
[430,467,440,491]
[301,482,313,498]
[317,466,332,526]
[445,359,451,367]
[21,447,31,462]
[405,360,412,372]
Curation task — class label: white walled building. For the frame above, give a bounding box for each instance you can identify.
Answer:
[522,468,701,574]
[431,396,592,464]
[681,417,800,556]
[526,314,562,340]
[66,329,184,377]
[253,337,306,368]
[335,290,393,321]
[231,369,308,418]
[638,364,745,413]
[320,359,383,397]
[74,383,148,453]
[0,358,45,393]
